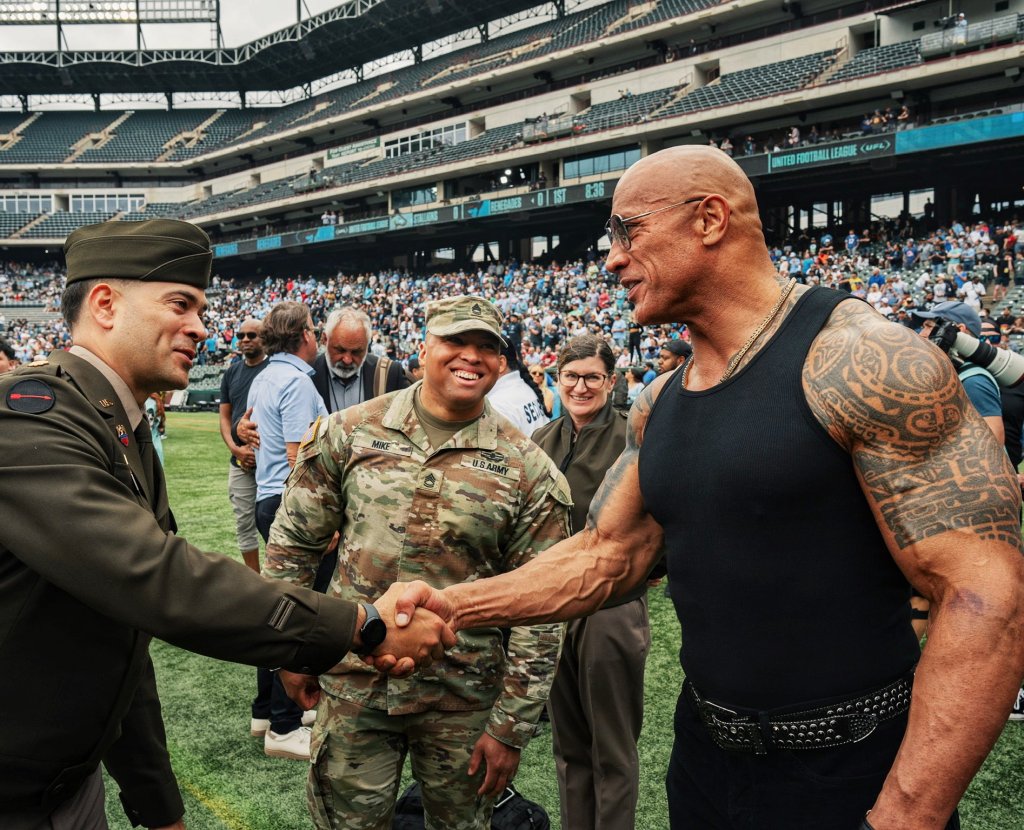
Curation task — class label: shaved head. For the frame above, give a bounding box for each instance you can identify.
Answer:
[614,145,765,247]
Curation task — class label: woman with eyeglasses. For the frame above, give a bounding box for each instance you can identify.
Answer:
[531,334,659,830]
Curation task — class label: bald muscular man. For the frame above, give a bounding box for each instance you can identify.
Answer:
[391,146,1024,830]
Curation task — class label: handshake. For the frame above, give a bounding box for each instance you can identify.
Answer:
[279,581,455,708]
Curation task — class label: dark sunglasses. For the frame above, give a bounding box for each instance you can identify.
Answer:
[605,196,707,250]
[238,332,260,340]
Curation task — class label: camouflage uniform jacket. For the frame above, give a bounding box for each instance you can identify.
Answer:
[265,383,571,748]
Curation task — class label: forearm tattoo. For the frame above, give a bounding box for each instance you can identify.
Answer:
[804,301,1022,551]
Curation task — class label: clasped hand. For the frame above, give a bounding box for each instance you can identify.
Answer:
[281,584,457,707]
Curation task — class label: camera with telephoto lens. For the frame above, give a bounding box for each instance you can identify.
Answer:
[928,319,1024,387]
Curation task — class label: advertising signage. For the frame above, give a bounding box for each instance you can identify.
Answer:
[325,137,381,161]
[768,135,894,173]
[213,179,618,258]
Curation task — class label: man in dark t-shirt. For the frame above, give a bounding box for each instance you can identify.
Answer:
[627,319,642,363]
[218,318,269,574]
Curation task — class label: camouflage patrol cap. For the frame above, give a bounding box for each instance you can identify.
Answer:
[64,218,213,289]
[426,295,507,346]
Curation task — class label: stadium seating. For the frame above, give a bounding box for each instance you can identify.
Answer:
[165,109,261,160]
[0,212,39,237]
[20,211,117,238]
[122,202,185,220]
[828,40,923,84]
[575,87,678,132]
[77,110,212,163]
[614,0,720,33]
[0,112,119,163]
[657,50,838,117]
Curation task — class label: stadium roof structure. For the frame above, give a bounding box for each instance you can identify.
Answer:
[0,0,551,96]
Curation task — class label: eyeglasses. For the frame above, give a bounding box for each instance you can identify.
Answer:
[238,332,260,340]
[605,196,708,250]
[558,371,609,390]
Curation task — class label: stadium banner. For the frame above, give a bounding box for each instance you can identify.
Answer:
[212,179,619,258]
[325,137,382,166]
[767,135,894,174]
[895,111,1024,155]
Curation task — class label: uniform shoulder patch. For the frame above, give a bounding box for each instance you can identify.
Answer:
[299,415,323,450]
[5,379,56,413]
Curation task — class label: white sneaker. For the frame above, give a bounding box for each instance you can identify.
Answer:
[302,709,316,727]
[1010,686,1024,721]
[264,726,311,760]
[250,717,270,737]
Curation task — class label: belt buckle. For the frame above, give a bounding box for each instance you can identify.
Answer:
[701,699,768,756]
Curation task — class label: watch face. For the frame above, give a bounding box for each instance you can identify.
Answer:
[362,616,387,652]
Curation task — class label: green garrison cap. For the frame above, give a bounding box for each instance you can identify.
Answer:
[64,219,213,289]
[426,295,507,346]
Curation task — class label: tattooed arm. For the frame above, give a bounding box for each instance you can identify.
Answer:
[394,375,668,632]
[804,299,1024,830]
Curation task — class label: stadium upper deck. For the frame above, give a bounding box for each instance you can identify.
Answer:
[1,0,1023,263]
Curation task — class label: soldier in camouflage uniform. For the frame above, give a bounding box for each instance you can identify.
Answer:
[264,295,570,830]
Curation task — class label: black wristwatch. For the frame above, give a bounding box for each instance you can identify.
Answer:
[356,602,387,655]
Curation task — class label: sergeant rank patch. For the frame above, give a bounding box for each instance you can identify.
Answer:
[5,379,55,414]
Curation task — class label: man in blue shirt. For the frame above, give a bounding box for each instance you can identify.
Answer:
[250,303,328,527]
[246,300,328,760]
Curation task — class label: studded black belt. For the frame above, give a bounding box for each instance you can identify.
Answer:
[686,673,913,755]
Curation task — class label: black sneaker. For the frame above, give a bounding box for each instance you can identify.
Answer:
[1010,686,1024,721]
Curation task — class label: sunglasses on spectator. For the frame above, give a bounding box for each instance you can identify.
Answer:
[238,332,260,340]
[558,371,609,389]
[605,196,707,250]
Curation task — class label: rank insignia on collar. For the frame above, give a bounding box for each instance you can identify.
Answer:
[5,379,55,414]
[116,424,130,447]
[99,398,115,408]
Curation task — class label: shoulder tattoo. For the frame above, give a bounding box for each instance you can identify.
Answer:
[804,300,1022,550]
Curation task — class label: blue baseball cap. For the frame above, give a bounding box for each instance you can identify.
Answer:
[911,301,981,337]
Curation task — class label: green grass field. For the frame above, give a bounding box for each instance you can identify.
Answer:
[102,412,1024,829]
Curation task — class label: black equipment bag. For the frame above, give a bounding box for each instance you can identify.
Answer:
[391,782,550,830]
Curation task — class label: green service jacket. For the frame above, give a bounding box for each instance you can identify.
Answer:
[0,351,357,826]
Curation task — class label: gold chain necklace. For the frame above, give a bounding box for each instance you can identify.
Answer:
[681,277,797,389]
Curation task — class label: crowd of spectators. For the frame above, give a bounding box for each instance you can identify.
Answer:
[3,216,1023,380]
[710,104,915,158]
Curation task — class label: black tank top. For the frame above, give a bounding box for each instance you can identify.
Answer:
[639,287,919,709]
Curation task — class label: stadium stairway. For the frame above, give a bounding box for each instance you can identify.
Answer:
[64,112,132,163]
[157,110,227,162]
[0,112,41,153]
[9,213,49,239]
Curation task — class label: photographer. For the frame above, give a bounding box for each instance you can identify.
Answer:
[914,301,1004,444]
[910,302,1010,641]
